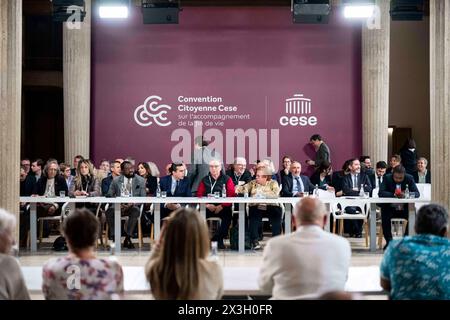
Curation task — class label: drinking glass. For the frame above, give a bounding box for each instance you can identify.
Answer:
[59,191,66,198]
[214,191,220,199]
[161,191,167,198]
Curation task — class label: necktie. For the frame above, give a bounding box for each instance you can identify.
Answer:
[378,177,381,187]
[174,180,179,195]
[295,177,303,192]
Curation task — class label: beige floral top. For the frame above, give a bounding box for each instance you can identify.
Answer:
[235,180,280,206]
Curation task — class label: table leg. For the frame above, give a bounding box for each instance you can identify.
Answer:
[239,203,245,253]
[30,203,37,252]
[285,204,291,234]
[370,203,377,252]
[154,203,160,241]
[114,203,121,254]
[200,203,206,221]
[408,203,415,236]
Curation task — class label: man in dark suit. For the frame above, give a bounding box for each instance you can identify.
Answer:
[70,155,84,176]
[379,165,420,249]
[368,161,388,190]
[101,160,121,196]
[159,163,192,219]
[281,161,315,197]
[106,161,146,249]
[412,157,431,183]
[306,134,331,169]
[341,158,373,237]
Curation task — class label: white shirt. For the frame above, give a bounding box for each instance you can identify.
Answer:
[45,178,55,196]
[258,225,351,299]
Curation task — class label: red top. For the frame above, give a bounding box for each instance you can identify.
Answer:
[197,176,236,207]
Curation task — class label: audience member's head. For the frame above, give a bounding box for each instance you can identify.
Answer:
[73,155,84,170]
[62,208,99,254]
[110,160,121,177]
[359,156,372,169]
[145,208,210,299]
[417,157,428,173]
[316,161,332,176]
[147,162,160,178]
[77,159,94,178]
[209,159,222,178]
[282,156,292,170]
[415,204,448,237]
[376,161,388,177]
[59,163,71,179]
[233,157,247,175]
[99,159,110,173]
[341,159,353,174]
[21,158,31,174]
[403,138,416,150]
[392,165,406,184]
[290,161,302,177]
[348,158,361,174]
[137,162,151,178]
[294,197,327,228]
[0,209,15,254]
[389,154,401,169]
[31,158,44,175]
[43,160,59,179]
[260,159,276,175]
[125,157,135,166]
[120,161,134,178]
[114,158,124,164]
[169,163,185,180]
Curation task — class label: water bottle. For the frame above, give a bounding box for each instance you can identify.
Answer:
[314,184,319,197]
[222,184,227,198]
[359,185,365,197]
[156,182,161,198]
[209,241,219,262]
[405,184,410,199]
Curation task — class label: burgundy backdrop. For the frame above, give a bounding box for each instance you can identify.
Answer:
[91,7,362,175]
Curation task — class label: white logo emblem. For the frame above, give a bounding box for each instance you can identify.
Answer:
[134,95,172,127]
[280,93,317,126]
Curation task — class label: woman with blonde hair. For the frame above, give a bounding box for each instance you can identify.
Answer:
[69,159,101,213]
[145,208,223,300]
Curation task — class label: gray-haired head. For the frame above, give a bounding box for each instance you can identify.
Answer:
[294,197,327,227]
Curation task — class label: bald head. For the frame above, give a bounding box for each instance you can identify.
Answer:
[294,197,327,227]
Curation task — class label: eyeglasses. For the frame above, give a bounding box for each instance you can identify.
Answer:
[48,168,58,172]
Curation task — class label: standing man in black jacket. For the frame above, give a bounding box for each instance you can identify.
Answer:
[306,134,330,169]
[341,158,372,237]
[378,165,420,249]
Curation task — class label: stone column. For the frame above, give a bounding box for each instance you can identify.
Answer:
[429,0,450,213]
[63,0,91,163]
[0,0,22,239]
[362,0,390,163]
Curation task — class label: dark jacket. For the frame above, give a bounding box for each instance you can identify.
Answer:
[21,175,36,196]
[400,147,417,175]
[368,173,386,190]
[33,175,68,196]
[226,169,253,186]
[278,169,291,182]
[315,142,330,168]
[144,175,158,196]
[378,173,419,198]
[310,172,332,190]
[101,175,114,196]
[412,170,431,184]
[342,172,373,196]
[159,175,192,197]
[331,171,347,194]
[281,174,315,197]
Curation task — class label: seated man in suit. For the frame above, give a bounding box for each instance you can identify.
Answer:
[159,163,191,219]
[341,158,373,238]
[281,161,315,197]
[412,157,431,184]
[258,197,351,299]
[226,157,253,186]
[386,154,401,175]
[369,161,387,190]
[101,161,121,196]
[379,165,420,249]
[106,161,146,249]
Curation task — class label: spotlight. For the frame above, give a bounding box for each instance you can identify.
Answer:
[97,0,129,19]
[292,0,331,24]
[342,0,375,19]
[142,0,180,24]
[51,0,86,22]
[390,0,424,21]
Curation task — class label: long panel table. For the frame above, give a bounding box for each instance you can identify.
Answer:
[20,196,431,254]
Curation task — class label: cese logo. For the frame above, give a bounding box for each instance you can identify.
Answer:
[279,115,318,126]
[279,93,318,126]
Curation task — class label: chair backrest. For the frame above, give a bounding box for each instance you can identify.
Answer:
[416,183,431,200]
[371,188,379,199]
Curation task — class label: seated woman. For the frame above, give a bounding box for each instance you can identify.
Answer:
[137,162,158,196]
[0,209,30,300]
[145,208,223,300]
[69,159,101,213]
[310,161,335,192]
[236,167,281,250]
[42,208,124,300]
